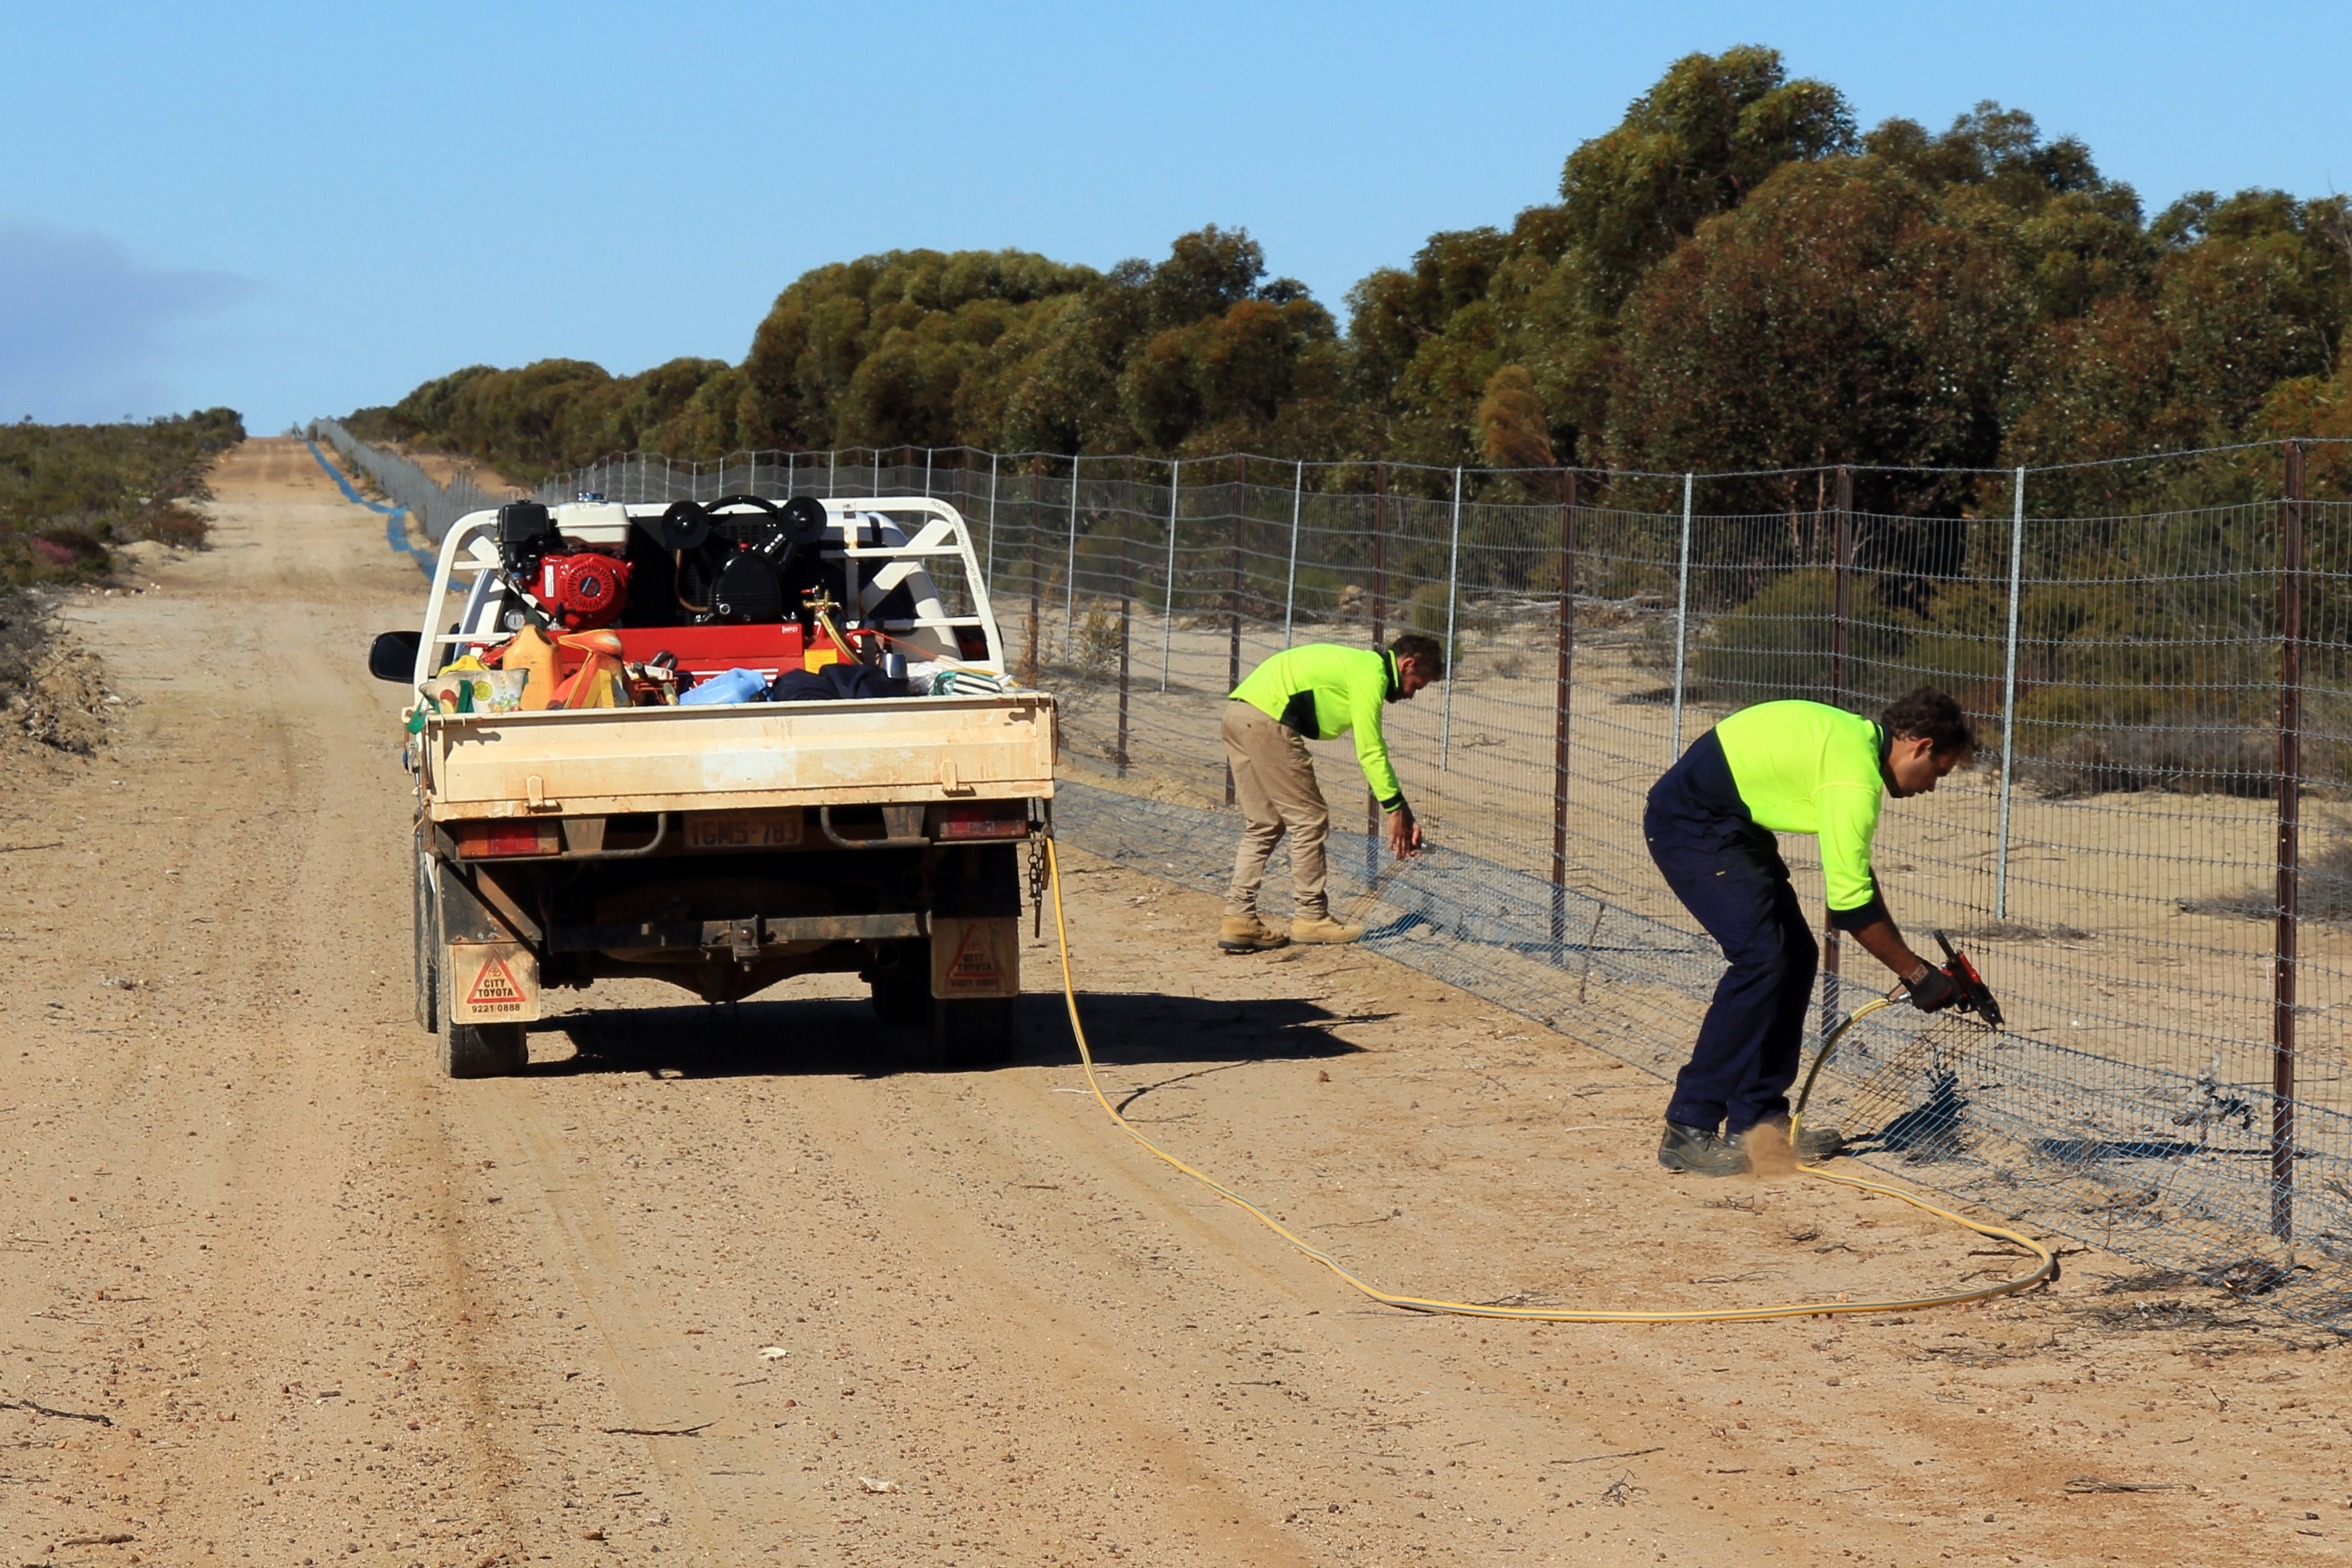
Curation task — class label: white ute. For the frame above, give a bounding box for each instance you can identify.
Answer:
[368,493,1057,1077]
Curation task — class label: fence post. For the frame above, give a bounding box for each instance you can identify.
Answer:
[827,450,837,497]
[2274,438,2307,1240]
[1996,466,2025,921]
[1116,527,1133,777]
[1368,463,1388,885]
[1829,465,1853,709]
[1226,455,1245,806]
[1440,465,1463,771]
[923,448,933,500]
[1670,472,1694,759]
[1820,465,1855,1017]
[1160,458,1180,692]
[1283,459,1304,645]
[984,452,1000,588]
[1063,454,1082,646]
[1551,470,1579,952]
[1023,459,1044,686]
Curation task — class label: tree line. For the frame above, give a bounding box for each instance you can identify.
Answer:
[348,47,2351,511]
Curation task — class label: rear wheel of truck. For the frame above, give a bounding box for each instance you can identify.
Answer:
[932,996,1019,1068]
[438,959,529,1079]
[870,940,932,1026]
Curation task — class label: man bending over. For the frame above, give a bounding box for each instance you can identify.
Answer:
[1645,687,1976,1176]
[1220,633,1444,952]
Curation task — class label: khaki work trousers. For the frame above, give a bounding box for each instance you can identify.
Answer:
[1223,700,1330,919]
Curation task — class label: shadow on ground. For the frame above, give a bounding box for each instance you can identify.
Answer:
[521,989,1365,1079]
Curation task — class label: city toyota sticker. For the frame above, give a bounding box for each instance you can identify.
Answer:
[449,942,539,1023]
[932,916,1020,997]
[465,956,525,1011]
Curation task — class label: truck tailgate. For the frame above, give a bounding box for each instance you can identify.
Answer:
[420,694,1056,821]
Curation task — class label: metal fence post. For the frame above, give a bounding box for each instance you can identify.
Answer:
[923,448,933,500]
[1023,459,1044,686]
[1160,458,1181,692]
[1829,465,1853,709]
[1116,527,1133,777]
[2274,438,2308,1240]
[1063,454,1082,646]
[1226,455,1245,805]
[827,450,837,497]
[1368,463,1388,884]
[1821,465,1855,1015]
[1283,459,1304,645]
[1551,469,1579,952]
[1440,465,1463,771]
[1996,466,2025,921]
[1670,472,1694,759]
[984,452,1000,588]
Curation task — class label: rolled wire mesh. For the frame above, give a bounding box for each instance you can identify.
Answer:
[344,431,2352,1325]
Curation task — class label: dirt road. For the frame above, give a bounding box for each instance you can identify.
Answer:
[6,438,2351,1567]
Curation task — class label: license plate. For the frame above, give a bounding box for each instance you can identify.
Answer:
[684,809,805,850]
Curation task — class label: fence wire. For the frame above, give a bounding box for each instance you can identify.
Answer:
[309,420,511,540]
[340,432,2352,1328]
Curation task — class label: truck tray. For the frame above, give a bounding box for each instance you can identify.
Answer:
[419,692,1056,821]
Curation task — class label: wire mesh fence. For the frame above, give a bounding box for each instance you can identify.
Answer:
[341,429,2352,1327]
[309,419,511,540]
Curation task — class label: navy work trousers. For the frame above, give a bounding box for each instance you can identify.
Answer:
[1645,732,1818,1135]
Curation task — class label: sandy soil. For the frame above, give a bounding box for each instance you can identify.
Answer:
[6,438,2352,1567]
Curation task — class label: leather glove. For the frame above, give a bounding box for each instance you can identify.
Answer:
[1904,963,1959,1013]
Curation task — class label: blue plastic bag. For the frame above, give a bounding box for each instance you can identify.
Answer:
[678,667,769,707]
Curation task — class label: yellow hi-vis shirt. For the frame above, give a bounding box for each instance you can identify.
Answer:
[1714,700,1889,924]
[1230,644,1406,810]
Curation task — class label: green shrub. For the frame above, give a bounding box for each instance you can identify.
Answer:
[1690,569,1920,704]
[0,410,241,587]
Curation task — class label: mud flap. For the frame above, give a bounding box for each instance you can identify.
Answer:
[930,916,1019,999]
[446,941,541,1023]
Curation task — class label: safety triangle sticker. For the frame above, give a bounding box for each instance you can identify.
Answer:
[467,958,524,1005]
[945,925,1003,982]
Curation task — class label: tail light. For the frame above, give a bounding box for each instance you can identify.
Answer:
[456,821,561,858]
[932,801,1029,841]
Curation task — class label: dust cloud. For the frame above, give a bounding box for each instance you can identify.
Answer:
[1742,1120,1799,1177]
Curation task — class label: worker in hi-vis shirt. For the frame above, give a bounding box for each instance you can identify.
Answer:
[1219,634,1445,952]
[1644,688,1978,1176]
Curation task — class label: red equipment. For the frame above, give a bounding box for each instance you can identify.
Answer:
[535,550,632,630]
[1932,930,2004,1028]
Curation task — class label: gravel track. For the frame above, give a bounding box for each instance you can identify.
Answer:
[5,438,2351,1567]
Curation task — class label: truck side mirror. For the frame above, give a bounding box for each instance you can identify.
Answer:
[369,630,423,682]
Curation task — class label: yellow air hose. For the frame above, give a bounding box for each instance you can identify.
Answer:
[1043,837,2056,1323]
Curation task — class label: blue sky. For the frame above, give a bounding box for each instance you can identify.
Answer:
[4,1,2346,432]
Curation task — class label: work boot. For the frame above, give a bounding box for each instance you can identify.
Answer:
[1218,914,1290,953]
[1754,1114,1847,1160]
[1657,1120,1750,1177]
[1287,911,1365,944]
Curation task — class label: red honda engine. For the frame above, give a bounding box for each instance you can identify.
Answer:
[535,550,632,630]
